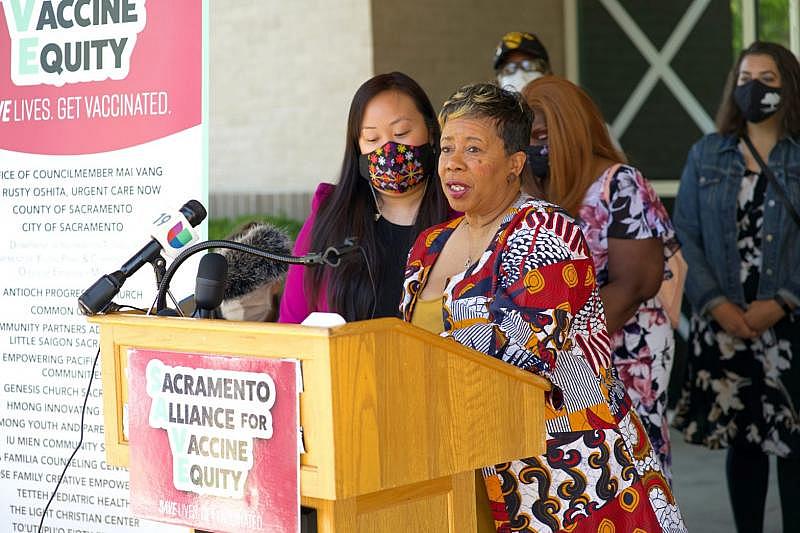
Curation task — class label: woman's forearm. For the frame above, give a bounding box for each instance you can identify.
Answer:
[599,283,645,333]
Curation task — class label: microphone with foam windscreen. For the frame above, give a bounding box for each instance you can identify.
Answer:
[153,223,356,315]
[218,223,292,322]
[78,200,207,315]
[193,253,228,319]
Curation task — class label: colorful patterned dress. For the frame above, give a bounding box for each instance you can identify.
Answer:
[401,195,686,533]
[578,165,680,482]
[673,170,800,456]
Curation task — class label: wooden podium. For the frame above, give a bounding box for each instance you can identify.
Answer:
[90,314,549,532]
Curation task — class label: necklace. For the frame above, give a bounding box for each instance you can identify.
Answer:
[462,210,509,270]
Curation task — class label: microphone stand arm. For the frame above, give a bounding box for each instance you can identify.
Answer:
[148,255,185,316]
[151,255,167,286]
[154,239,356,313]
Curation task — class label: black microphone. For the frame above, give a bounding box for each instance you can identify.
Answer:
[78,200,207,315]
[193,253,228,319]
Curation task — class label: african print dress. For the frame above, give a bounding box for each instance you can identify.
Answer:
[401,195,686,533]
[578,164,680,482]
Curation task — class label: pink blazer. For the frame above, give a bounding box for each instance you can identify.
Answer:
[278,182,458,323]
[278,183,334,323]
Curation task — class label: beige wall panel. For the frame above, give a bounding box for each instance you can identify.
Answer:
[210,1,374,196]
[371,0,565,111]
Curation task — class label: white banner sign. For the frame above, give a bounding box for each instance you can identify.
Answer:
[0,1,207,532]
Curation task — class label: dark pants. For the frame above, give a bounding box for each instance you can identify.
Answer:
[726,443,800,533]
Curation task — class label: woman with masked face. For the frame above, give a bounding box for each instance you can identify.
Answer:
[278,72,450,323]
[521,76,680,484]
[672,41,800,532]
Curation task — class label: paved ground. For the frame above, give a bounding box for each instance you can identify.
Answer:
[669,428,783,532]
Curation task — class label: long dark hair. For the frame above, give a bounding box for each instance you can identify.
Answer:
[716,41,800,137]
[307,72,449,321]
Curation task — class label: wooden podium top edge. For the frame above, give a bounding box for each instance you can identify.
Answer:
[86,314,551,390]
[86,312,333,337]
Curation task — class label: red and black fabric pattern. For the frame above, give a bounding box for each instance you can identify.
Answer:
[401,195,686,532]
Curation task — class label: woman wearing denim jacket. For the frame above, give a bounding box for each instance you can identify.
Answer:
[673,41,800,533]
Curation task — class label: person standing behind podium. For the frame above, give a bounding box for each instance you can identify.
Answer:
[401,83,685,532]
[491,31,622,151]
[492,31,551,92]
[672,41,800,533]
[521,76,680,483]
[278,72,450,323]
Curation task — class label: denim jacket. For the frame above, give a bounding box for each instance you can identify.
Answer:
[674,132,800,315]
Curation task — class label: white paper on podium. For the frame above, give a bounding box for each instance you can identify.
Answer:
[300,312,346,327]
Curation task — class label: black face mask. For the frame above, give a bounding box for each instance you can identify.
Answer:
[733,79,782,123]
[525,144,549,178]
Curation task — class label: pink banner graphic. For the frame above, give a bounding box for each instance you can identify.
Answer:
[127,349,300,533]
[0,0,201,155]
[1,2,208,532]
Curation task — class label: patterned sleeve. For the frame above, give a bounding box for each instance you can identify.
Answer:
[444,208,608,380]
[606,166,679,255]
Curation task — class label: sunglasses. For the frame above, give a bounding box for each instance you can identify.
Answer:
[498,59,541,76]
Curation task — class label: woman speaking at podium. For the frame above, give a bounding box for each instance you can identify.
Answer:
[400,83,686,532]
[279,72,450,323]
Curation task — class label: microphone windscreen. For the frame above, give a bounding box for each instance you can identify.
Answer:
[220,223,292,300]
[180,200,207,226]
[197,251,228,279]
[195,252,228,311]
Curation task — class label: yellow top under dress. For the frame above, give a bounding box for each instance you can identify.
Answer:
[409,297,444,334]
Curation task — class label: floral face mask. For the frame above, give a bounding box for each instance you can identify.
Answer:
[358,141,434,194]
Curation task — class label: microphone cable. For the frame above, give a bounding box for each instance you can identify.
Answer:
[38,345,101,533]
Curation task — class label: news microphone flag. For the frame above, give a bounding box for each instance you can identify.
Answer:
[150,209,200,257]
[78,200,206,315]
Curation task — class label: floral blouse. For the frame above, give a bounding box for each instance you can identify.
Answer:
[579,164,679,288]
[578,164,681,482]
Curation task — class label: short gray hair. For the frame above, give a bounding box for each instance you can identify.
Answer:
[439,83,533,154]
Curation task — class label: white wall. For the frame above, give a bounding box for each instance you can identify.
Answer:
[210,0,374,195]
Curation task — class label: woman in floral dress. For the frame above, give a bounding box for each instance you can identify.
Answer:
[521,77,680,482]
[672,42,800,532]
